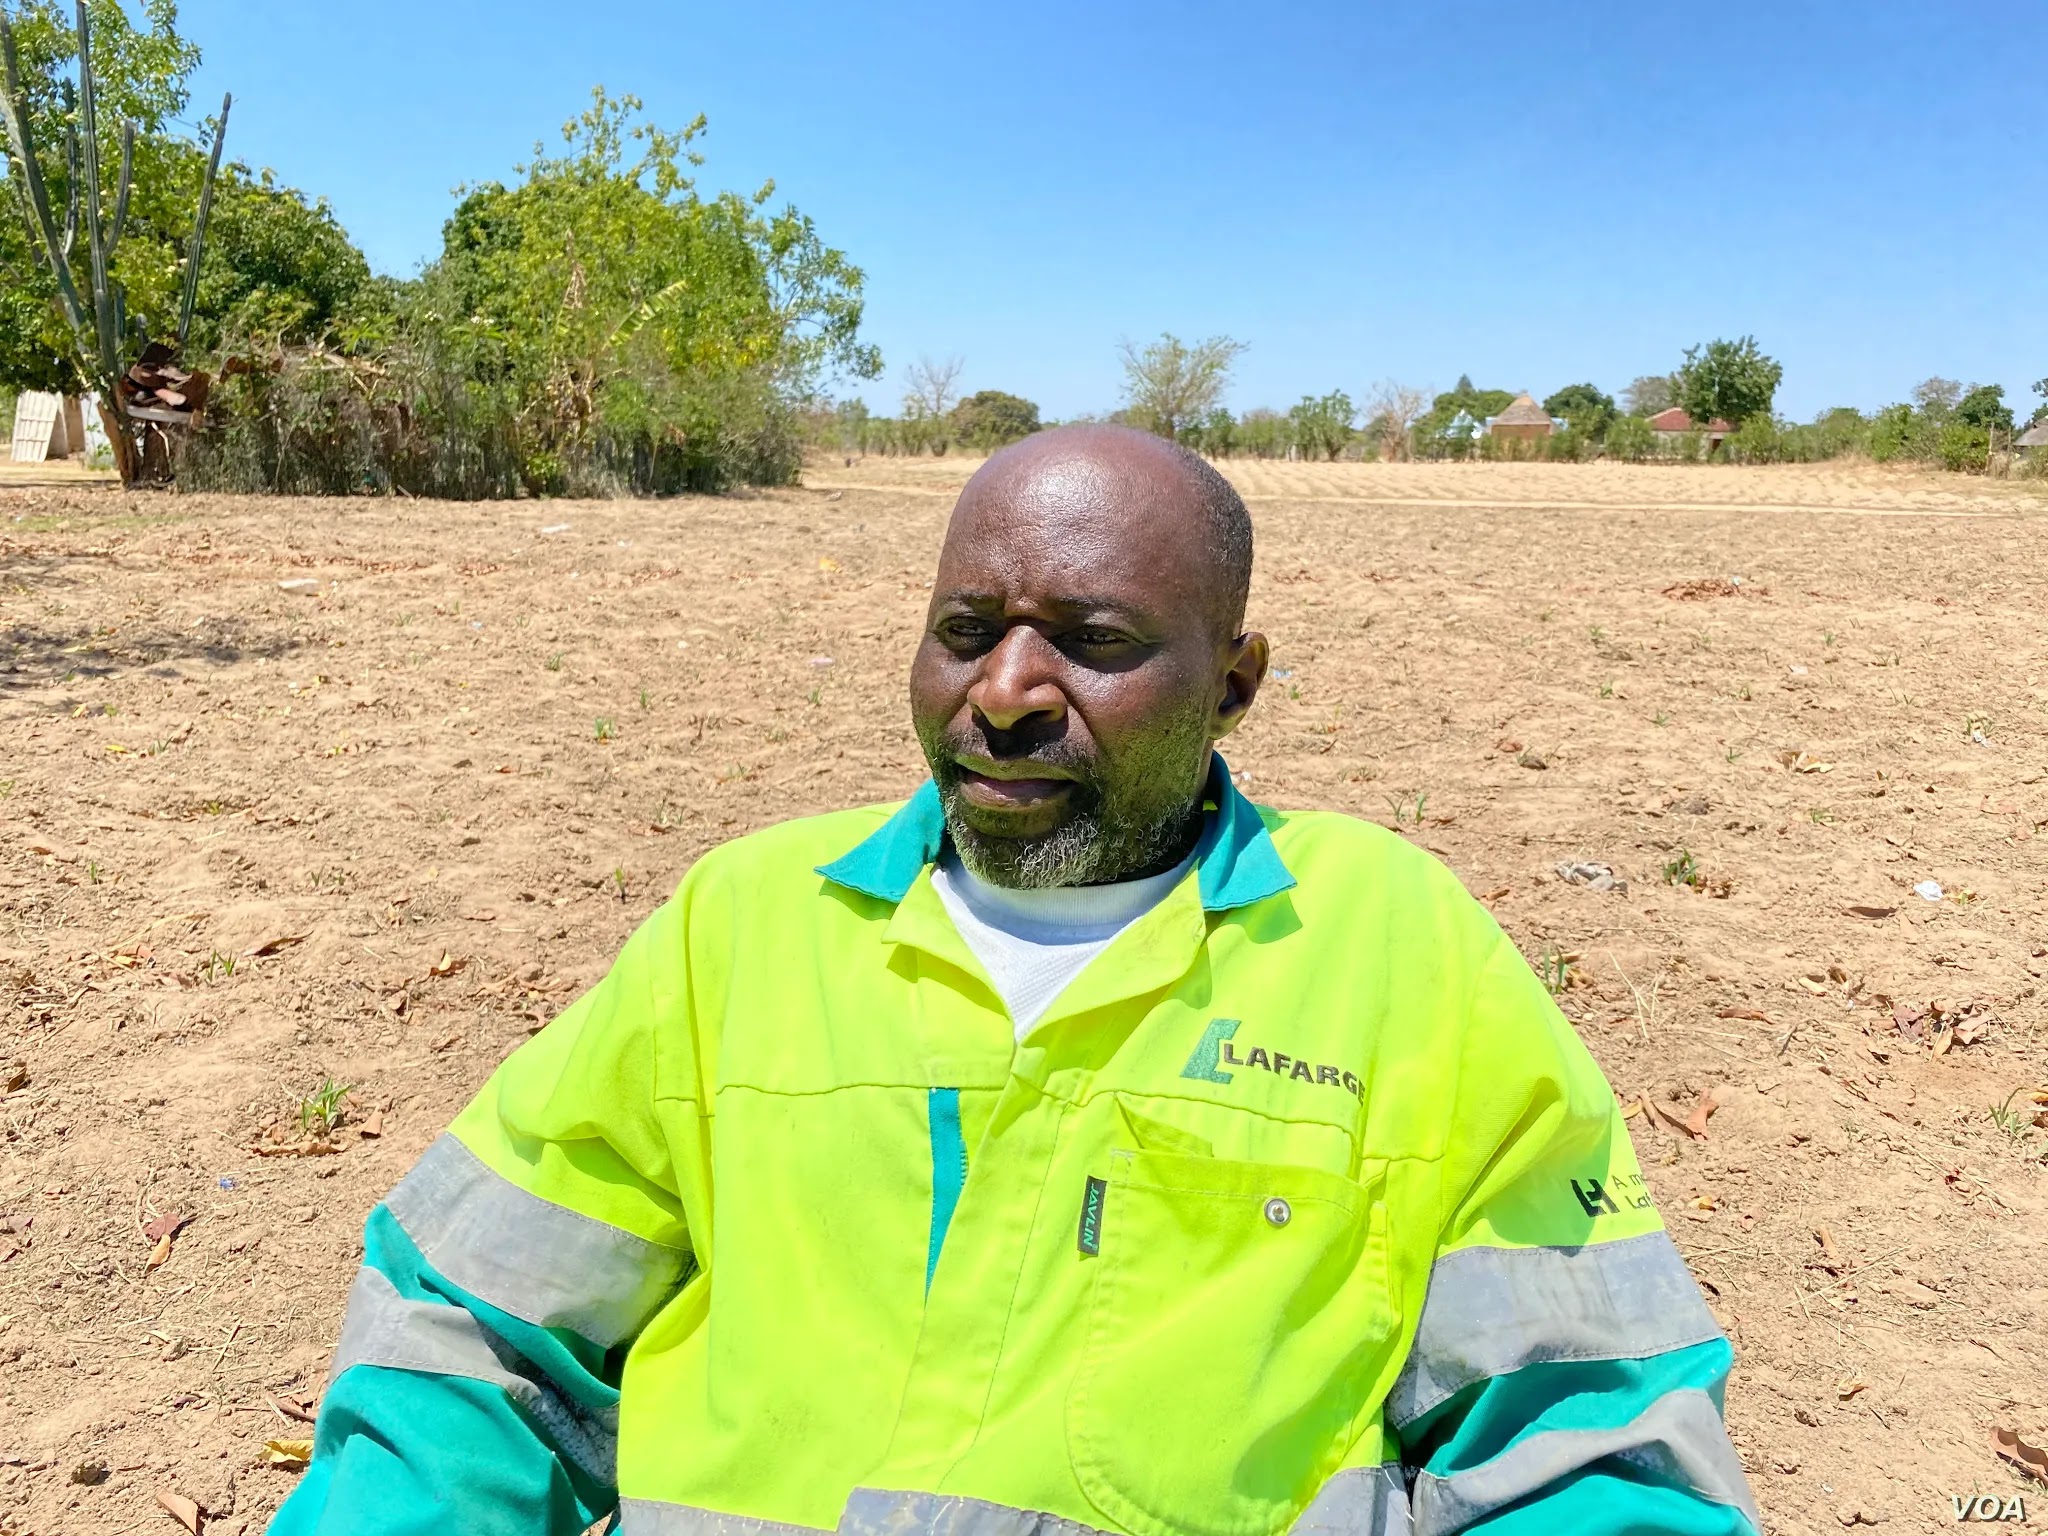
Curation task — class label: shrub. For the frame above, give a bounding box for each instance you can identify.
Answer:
[1936,421,1991,474]
[1604,414,1654,463]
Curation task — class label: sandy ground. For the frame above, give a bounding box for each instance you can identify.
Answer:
[2,457,2046,1533]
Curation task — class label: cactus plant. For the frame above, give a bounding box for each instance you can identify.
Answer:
[0,1,227,486]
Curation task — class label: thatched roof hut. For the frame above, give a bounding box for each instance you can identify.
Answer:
[1489,392,1555,440]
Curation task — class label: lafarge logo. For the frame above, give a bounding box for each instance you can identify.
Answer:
[1181,1018,1363,1099]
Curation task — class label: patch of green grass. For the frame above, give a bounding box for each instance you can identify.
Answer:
[1587,624,1605,644]
[1598,679,1615,699]
[1661,849,1700,888]
[1651,710,1669,727]
[204,949,237,981]
[85,860,102,884]
[1809,806,1835,825]
[594,717,616,742]
[638,687,652,711]
[546,652,564,672]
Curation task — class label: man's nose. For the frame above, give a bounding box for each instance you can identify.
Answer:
[968,627,1067,734]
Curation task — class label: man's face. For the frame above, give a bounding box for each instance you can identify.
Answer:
[909,436,1266,888]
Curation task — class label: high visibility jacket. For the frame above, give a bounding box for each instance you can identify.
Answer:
[273,761,1759,1536]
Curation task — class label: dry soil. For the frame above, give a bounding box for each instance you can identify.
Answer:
[3,457,2046,1534]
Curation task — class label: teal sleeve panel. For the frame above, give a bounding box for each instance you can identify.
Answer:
[1401,1339,1759,1536]
[266,1207,619,1536]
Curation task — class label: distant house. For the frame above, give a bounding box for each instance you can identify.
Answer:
[1487,393,1558,442]
[2018,421,2048,455]
[1648,406,1733,452]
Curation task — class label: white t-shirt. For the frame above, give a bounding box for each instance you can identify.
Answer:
[930,847,1197,1040]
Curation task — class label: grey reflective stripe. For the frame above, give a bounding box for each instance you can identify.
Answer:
[836,1489,1110,1536]
[1388,1231,1722,1427]
[1408,1388,1759,1536]
[385,1132,691,1346]
[617,1501,828,1536]
[1291,1464,1412,1535]
[329,1265,618,1482]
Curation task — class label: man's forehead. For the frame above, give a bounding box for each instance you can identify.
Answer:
[936,491,1209,606]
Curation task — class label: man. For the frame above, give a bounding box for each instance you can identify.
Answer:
[274,426,1758,1536]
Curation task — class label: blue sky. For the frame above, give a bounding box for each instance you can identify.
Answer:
[177,0,2046,421]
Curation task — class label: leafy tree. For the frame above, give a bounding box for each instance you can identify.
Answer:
[2030,377,2047,428]
[0,0,201,395]
[950,389,1038,451]
[183,164,376,352]
[1117,332,1245,438]
[1186,405,1236,458]
[1287,389,1354,460]
[1622,374,1676,417]
[1953,383,2013,435]
[1413,379,1512,456]
[1674,337,1781,427]
[1236,407,1288,459]
[1542,382,1615,441]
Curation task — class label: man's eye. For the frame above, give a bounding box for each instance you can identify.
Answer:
[937,619,996,647]
[1069,629,1130,647]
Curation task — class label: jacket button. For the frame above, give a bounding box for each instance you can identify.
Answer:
[1263,1197,1291,1228]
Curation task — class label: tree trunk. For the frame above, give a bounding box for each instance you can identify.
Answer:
[94,395,140,487]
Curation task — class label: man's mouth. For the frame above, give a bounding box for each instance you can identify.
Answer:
[953,757,1081,812]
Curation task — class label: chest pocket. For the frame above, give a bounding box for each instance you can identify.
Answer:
[1066,1148,1395,1536]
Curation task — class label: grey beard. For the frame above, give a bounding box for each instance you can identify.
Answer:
[942,788,1203,889]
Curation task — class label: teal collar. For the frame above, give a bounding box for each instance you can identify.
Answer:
[816,754,1294,913]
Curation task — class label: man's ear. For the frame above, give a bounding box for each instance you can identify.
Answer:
[1213,630,1269,739]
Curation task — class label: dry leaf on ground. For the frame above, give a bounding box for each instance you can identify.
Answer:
[1638,1094,1698,1139]
[1813,1225,1847,1272]
[245,932,309,957]
[1991,1428,2048,1484]
[155,1488,202,1533]
[1683,1087,1723,1139]
[146,1232,173,1268]
[260,1437,314,1469]
[1843,904,1897,919]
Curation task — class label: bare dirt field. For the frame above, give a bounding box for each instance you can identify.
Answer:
[3,457,2046,1534]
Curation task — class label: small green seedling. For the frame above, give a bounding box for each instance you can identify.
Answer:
[1661,849,1701,888]
[1385,791,1430,825]
[1651,710,1669,727]
[1988,1089,2034,1142]
[1536,945,1573,997]
[546,652,564,672]
[639,687,652,712]
[1808,806,1835,825]
[1598,680,1615,699]
[612,866,629,902]
[85,860,102,884]
[298,1077,353,1138]
[205,949,237,981]
[594,717,616,742]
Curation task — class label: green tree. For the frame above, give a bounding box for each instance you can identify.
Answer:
[950,389,1039,451]
[2030,377,2047,428]
[1953,383,2013,435]
[1236,407,1288,459]
[184,164,375,352]
[0,0,201,395]
[1542,382,1615,441]
[1287,389,1354,460]
[1117,332,1245,438]
[1674,337,1781,427]
[1187,405,1236,457]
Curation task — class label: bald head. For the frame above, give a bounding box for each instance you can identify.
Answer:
[908,424,1270,888]
[955,425,1254,637]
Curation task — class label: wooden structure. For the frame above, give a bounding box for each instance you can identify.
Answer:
[1488,393,1556,442]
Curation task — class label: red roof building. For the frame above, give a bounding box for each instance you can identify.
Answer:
[1648,406,1733,437]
